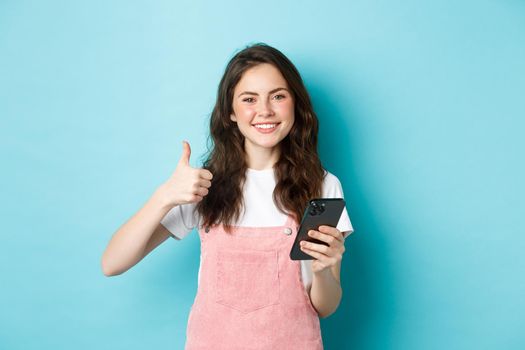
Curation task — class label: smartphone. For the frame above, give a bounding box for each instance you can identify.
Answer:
[289,198,346,260]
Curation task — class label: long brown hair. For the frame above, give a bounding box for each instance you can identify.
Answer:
[196,43,325,230]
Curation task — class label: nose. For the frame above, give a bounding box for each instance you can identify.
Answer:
[257,99,274,118]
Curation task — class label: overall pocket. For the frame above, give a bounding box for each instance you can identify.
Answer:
[215,249,280,313]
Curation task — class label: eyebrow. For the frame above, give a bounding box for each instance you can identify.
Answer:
[237,87,290,97]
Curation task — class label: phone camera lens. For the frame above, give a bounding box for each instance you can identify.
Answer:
[311,201,325,214]
[311,201,325,216]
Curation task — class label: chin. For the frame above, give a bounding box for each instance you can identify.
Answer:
[249,139,281,150]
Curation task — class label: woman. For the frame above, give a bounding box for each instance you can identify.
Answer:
[102,43,354,349]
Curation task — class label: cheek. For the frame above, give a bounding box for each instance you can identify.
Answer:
[276,100,294,114]
[237,106,256,121]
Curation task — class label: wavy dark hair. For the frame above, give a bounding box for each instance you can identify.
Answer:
[196,43,325,230]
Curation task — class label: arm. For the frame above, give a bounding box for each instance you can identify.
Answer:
[101,141,213,277]
[309,261,342,318]
[300,226,347,318]
[101,188,173,277]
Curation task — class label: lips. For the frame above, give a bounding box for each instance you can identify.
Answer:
[252,122,280,134]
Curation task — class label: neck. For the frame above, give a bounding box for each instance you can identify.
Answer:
[245,142,281,170]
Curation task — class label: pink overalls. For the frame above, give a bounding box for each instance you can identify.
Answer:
[185,215,324,349]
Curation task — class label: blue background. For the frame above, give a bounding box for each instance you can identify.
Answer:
[1,1,524,349]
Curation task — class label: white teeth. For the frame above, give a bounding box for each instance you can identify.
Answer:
[254,124,276,129]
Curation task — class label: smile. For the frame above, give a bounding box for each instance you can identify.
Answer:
[253,123,280,134]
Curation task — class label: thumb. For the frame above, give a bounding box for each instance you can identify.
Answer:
[179,140,191,166]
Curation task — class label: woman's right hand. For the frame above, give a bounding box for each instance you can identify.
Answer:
[156,141,213,208]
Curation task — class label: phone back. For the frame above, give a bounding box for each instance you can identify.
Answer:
[290,198,345,260]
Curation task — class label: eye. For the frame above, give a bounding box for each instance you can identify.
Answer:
[242,97,255,103]
[273,94,286,100]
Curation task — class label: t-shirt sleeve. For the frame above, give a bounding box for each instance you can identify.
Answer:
[322,171,355,239]
[159,203,199,240]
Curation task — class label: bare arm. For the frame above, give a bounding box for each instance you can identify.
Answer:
[101,189,173,276]
[300,226,347,318]
[101,141,213,277]
[310,261,343,318]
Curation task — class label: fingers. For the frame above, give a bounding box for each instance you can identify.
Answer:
[185,194,203,203]
[194,186,209,197]
[300,244,329,261]
[300,245,339,274]
[188,171,212,201]
[303,227,346,262]
[179,141,191,166]
[177,142,213,179]
[301,240,331,255]
[197,178,212,188]
[300,240,344,263]
[191,180,210,197]
[199,169,213,180]
[318,225,344,242]
[307,230,336,246]
[172,141,214,204]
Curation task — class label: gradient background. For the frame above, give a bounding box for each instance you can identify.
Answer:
[1,1,524,349]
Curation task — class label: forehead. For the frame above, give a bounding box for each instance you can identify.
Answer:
[234,63,289,92]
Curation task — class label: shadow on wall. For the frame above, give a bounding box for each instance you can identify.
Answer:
[309,75,396,349]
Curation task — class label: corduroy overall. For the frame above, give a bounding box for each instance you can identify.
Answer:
[184,215,323,349]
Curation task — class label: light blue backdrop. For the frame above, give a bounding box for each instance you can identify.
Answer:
[1,1,524,349]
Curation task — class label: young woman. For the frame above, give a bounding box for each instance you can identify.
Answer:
[102,43,354,349]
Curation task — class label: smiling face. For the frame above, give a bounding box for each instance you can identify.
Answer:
[230,63,295,157]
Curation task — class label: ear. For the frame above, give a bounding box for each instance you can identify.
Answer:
[230,114,237,122]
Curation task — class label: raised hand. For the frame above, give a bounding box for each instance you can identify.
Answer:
[158,141,213,207]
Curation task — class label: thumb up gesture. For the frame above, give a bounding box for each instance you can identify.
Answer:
[158,141,213,207]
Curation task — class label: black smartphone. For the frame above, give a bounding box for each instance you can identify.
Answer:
[289,198,346,260]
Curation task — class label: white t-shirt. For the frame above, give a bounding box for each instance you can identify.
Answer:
[160,168,354,292]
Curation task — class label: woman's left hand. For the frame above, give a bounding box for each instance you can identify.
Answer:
[300,225,346,274]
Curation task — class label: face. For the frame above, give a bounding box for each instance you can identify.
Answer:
[230,63,295,153]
